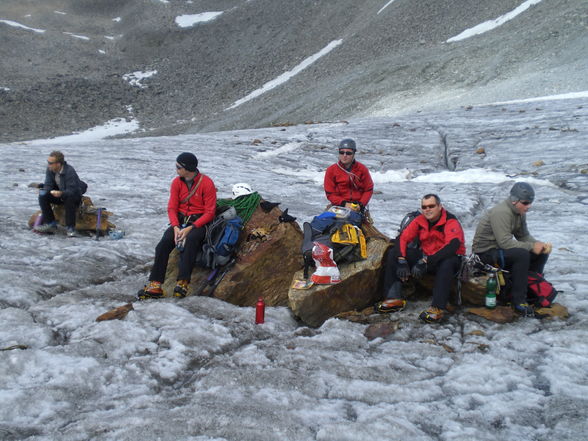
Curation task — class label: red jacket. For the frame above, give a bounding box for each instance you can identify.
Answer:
[167,174,217,228]
[324,161,374,207]
[399,208,466,260]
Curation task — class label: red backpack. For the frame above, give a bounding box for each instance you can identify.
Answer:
[527,271,558,307]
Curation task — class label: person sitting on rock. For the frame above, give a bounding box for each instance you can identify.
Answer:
[34,150,87,237]
[324,139,373,213]
[139,152,217,299]
[379,194,466,323]
[472,182,551,317]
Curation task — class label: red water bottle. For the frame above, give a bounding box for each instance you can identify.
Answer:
[255,297,265,324]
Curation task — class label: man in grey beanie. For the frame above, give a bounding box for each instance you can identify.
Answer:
[472,182,551,317]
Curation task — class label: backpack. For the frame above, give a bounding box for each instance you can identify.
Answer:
[397,210,421,248]
[197,206,243,269]
[527,271,558,307]
[301,207,365,276]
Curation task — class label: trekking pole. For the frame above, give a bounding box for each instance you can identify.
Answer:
[205,258,237,297]
[95,208,102,241]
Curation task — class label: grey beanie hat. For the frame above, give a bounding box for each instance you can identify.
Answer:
[510,182,535,202]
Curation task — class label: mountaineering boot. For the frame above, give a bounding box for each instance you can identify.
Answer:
[514,303,535,318]
[137,281,164,300]
[419,306,444,323]
[375,282,405,313]
[376,299,407,313]
[66,227,77,238]
[34,222,57,234]
[173,280,190,298]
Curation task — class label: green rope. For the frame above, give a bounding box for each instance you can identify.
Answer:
[217,192,261,224]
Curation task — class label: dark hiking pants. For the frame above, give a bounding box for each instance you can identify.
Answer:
[476,248,549,305]
[383,243,460,309]
[39,191,81,229]
[149,225,206,283]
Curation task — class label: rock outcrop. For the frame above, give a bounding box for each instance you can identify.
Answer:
[162,203,303,307]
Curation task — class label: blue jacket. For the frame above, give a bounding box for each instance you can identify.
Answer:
[43,162,87,199]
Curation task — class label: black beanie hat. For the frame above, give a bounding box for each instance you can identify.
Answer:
[176,152,198,172]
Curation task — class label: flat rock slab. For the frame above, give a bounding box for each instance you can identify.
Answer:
[466,306,517,323]
[535,303,569,319]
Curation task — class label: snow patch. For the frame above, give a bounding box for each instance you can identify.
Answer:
[488,91,588,105]
[63,32,90,41]
[23,118,140,145]
[254,142,303,159]
[412,168,555,186]
[227,40,343,110]
[447,0,543,42]
[175,12,223,28]
[123,70,158,88]
[0,19,45,33]
[377,0,398,15]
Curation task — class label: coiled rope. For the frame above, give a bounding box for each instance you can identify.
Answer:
[217,192,261,224]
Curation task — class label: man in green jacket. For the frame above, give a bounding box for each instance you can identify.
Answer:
[472,182,551,316]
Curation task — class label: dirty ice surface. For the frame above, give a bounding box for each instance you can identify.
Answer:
[1,98,587,441]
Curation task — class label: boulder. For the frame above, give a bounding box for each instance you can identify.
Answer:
[162,203,303,307]
[96,303,134,322]
[466,306,517,323]
[28,196,115,234]
[288,225,392,328]
[535,303,569,319]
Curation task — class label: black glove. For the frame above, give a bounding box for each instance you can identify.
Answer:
[396,258,410,281]
[411,258,427,279]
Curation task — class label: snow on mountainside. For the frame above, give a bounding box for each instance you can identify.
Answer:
[0,0,587,142]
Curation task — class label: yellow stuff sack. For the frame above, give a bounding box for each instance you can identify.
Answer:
[331,224,367,259]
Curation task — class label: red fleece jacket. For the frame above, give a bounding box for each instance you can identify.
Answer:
[167,174,217,228]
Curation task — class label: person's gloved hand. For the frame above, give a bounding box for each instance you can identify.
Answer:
[396,258,410,281]
[411,258,427,279]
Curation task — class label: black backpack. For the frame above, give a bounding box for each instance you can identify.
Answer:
[397,210,421,248]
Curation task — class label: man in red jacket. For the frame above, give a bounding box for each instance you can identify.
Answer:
[139,152,217,299]
[379,194,466,323]
[324,139,373,212]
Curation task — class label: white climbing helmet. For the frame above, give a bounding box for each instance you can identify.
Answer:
[232,182,253,198]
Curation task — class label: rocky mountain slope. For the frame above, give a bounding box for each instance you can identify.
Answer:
[1,0,586,142]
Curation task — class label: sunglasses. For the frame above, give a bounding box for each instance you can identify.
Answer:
[339,150,354,156]
[520,201,532,205]
[421,204,438,210]
[176,164,184,170]
[47,161,58,165]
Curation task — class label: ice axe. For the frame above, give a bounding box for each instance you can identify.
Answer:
[95,207,103,241]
